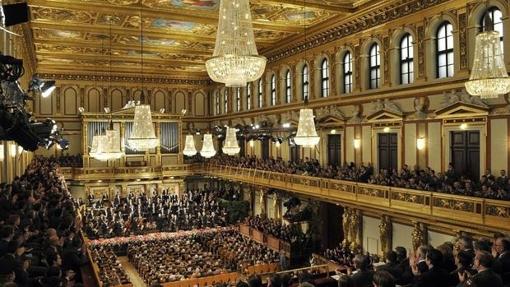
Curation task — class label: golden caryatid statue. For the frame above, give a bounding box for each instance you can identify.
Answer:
[349,209,362,251]
[411,222,427,252]
[379,215,392,257]
[342,207,351,246]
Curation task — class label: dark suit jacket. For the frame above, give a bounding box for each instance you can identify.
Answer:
[413,267,449,287]
[350,270,374,287]
[466,269,503,287]
[377,262,401,280]
[494,251,510,285]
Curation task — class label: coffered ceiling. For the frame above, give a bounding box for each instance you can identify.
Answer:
[25,0,380,80]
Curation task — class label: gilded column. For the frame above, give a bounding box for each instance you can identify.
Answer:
[329,51,337,96]
[342,207,351,246]
[411,221,428,253]
[379,215,392,257]
[308,58,315,99]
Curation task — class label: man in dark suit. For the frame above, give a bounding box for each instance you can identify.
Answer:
[412,249,449,287]
[493,236,510,285]
[373,270,395,287]
[377,251,400,281]
[461,250,503,287]
[0,225,13,257]
[349,255,374,287]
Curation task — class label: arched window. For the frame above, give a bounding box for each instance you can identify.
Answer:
[223,89,228,113]
[480,7,504,51]
[215,92,220,115]
[302,64,309,100]
[436,21,454,78]
[270,74,276,106]
[400,33,414,85]
[285,70,292,103]
[235,88,241,112]
[246,83,252,110]
[258,79,263,108]
[369,43,380,89]
[343,52,353,94]
[320,58,330,97]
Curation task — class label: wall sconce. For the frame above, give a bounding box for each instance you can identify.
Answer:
[275,141,281,148]
[0,145,4,161]
[383,127,390,133]
[249,140,254,148]
[17,146,23,154]
[9,143,17,157]
[282,123,290,128]
[353,139,361,149]
[330,129,337,134]
[416,137,426,150]
[460,123,468,130]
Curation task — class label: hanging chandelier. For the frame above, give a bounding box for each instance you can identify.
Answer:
[183,134,198,157]
[89,130,106,160]
[205,0,266,87]
[96,122,124,161]
[128,105,159,151]
[222,127,240,155]
[465,15,510,98]
[294,108,320,148]
[200,133,216,158]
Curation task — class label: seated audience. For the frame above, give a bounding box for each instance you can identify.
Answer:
[209,155,510,200]
[245,215,305,244]
[90,245,131,286]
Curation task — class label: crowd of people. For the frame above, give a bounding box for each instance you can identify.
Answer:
[245,215,305,244]
[209,155,510,200]
[319,235,510,287]
[52,154,83,168]
[89,245,130,287]
[0,156,85,286]
[83,188,233,239]
[127,230,279,286]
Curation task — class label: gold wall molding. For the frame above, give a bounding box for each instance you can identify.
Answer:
[38,73,211,86]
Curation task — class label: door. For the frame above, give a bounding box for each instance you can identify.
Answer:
[450,131,480,180]
[261,138,270,160]
[290,144,300,163]
[239,138,246,157]
[327,134,341,166]
[378,133,398,172]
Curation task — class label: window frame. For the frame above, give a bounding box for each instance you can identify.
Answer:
[258,79,263,108]
[285,70,292,103]
[302,64,309,100]
[215,92,220,115]
[436,21,454,78]
[320,58,330,97]
[399,33,414,85]
[246,83,252,110]
[223,89,228,113]
[480,7,504,49]
[235,88,241,112]
[343,52,353,94]
[369,43,381,89]
[270,74,276,106]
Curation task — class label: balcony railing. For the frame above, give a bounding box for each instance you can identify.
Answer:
[205,164,510,233]
[60,164,199,181]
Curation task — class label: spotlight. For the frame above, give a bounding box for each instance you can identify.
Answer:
[78,107,85,113]
[159,108,165,113]
[104,107,110,113]
[282,123,290,128]
[29,76,56,98]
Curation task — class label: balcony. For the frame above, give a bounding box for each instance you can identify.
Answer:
[60,164,200,181]
[205,165,510,233]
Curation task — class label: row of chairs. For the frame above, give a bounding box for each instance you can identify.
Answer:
[162,272,239,287]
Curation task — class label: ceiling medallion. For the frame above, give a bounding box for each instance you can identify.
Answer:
[205,0,266,87]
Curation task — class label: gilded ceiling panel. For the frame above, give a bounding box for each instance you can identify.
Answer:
[26,0,381,79]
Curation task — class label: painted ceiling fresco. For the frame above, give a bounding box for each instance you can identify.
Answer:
[27,0,375,78]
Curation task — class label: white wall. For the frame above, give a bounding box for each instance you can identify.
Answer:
[363,216,381,255]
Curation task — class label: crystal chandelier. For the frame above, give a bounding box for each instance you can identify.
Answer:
[200,133,216,158]
[465,17,510,98]
[294,108,320,148]
[89,131,106,160]
[95,122,124,161]
[183,134,198,157]
[205,0,266,87]
[128,105,159,151]
[222,127,240,155]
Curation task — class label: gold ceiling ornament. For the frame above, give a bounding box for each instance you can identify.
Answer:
[465,11,510,99]
[222,126,241,155]
[205,0,266,87]
[200,133,216,158]
[183,134,198,157]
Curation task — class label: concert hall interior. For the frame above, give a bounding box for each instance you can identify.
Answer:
[0,0,510,287]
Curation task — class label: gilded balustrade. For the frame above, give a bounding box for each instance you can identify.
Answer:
[60,164,197,181]
[205,164,510,232]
